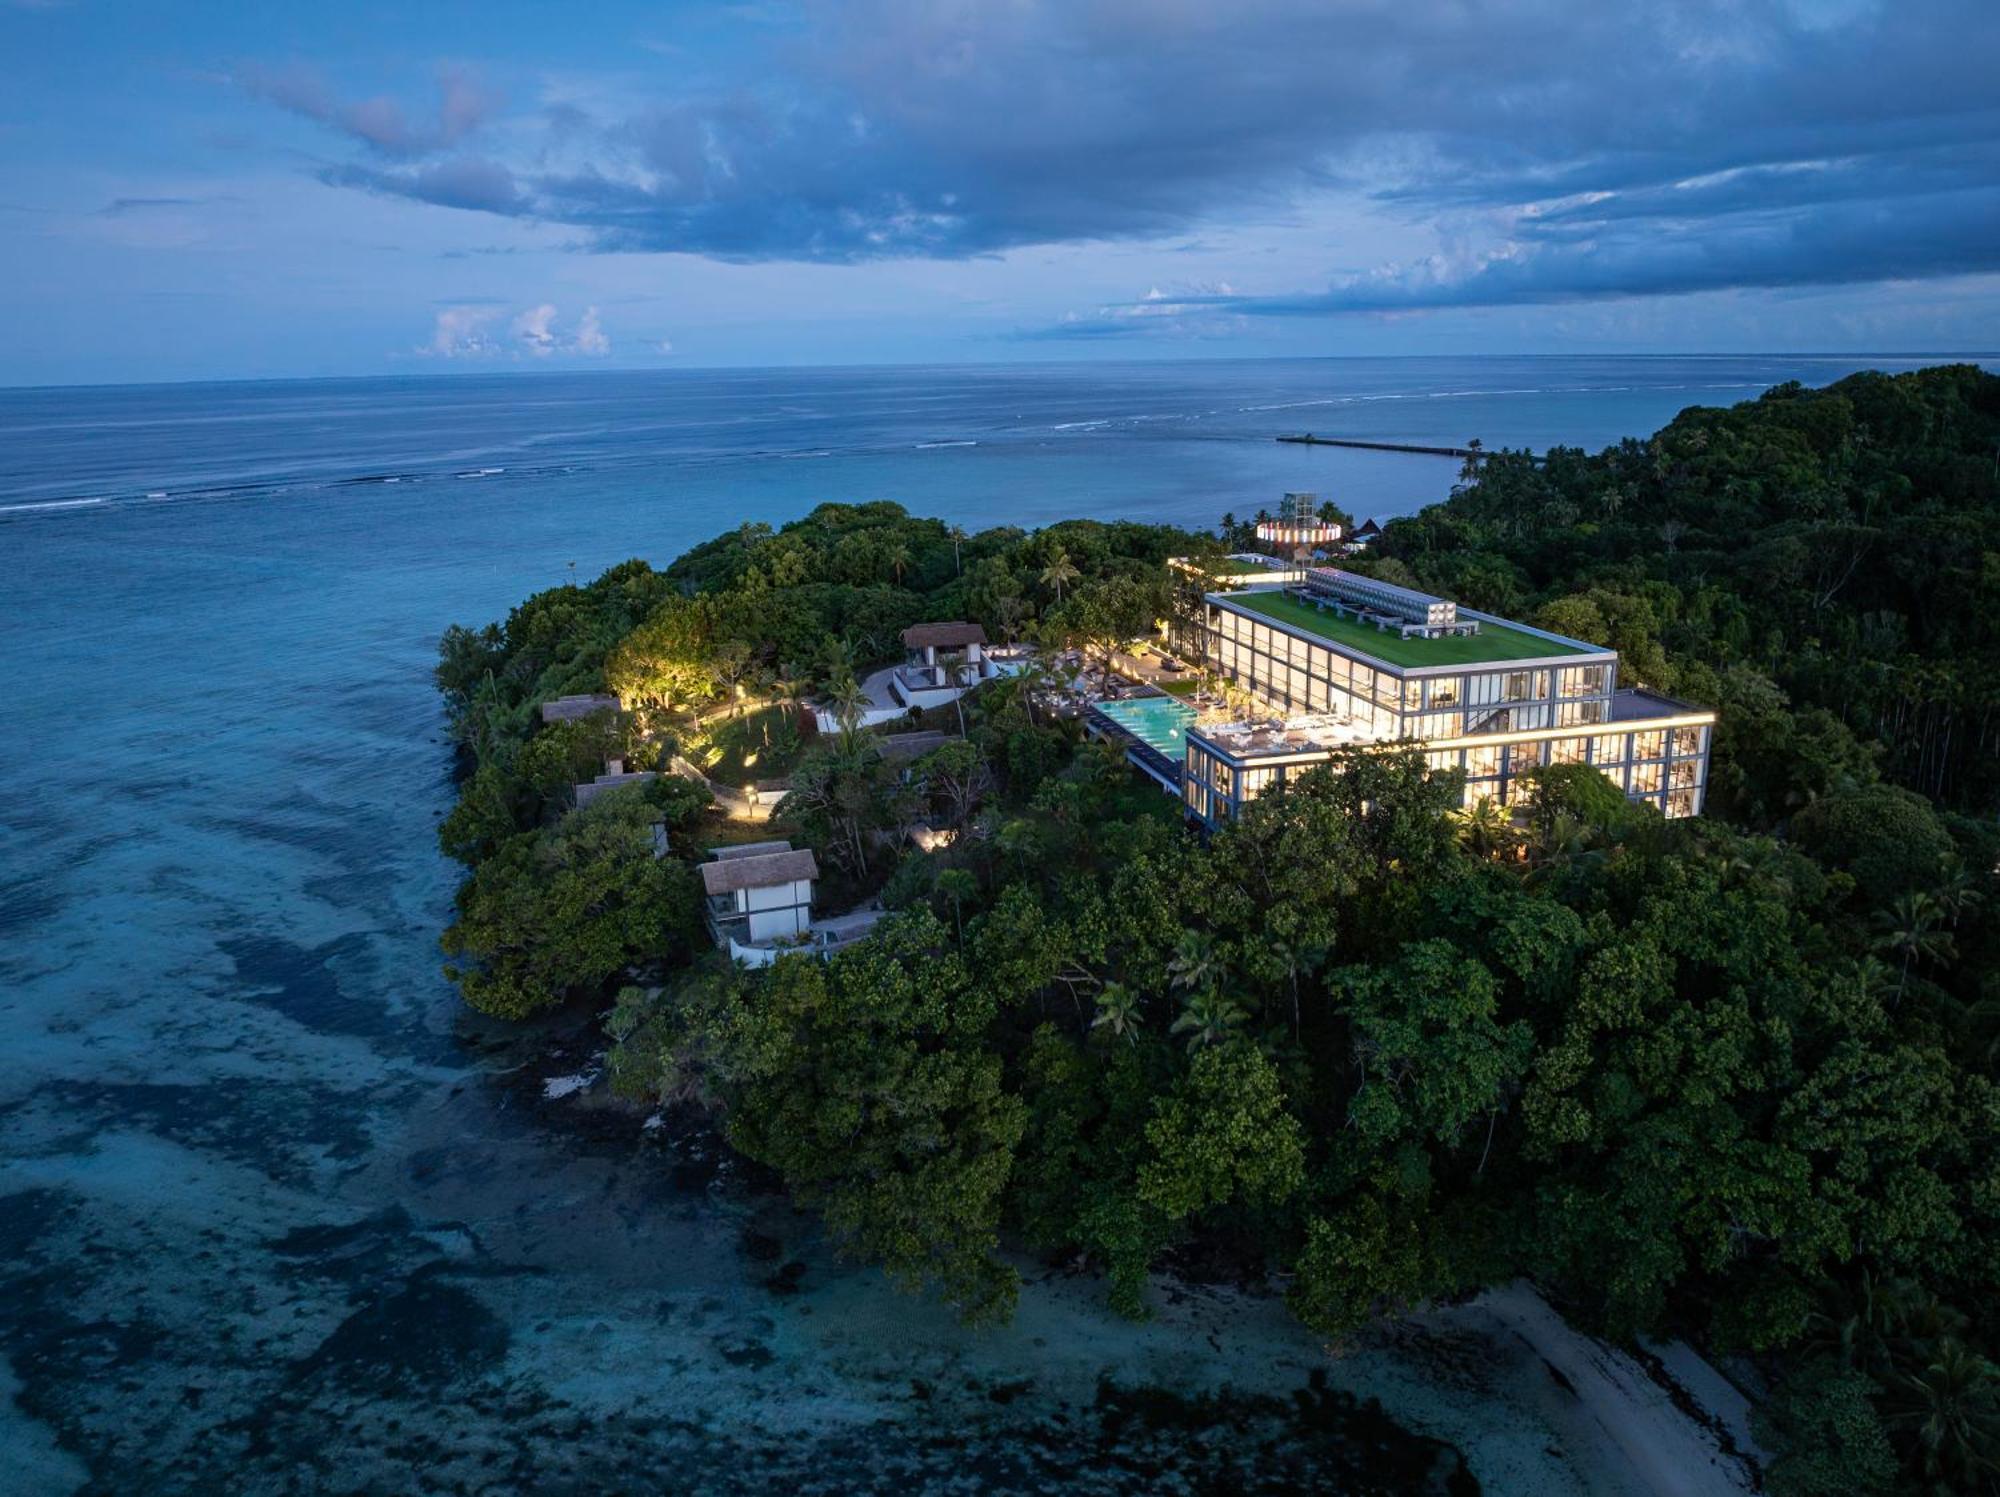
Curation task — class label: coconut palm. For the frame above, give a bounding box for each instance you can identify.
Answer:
[936,867,977,944]
[1090,983,1142,1044]
[886,543,913,585]
[1167,930,1223,994]
[827,673,869,743]
[1170,991,1249,1051]
[819,635,856,689]
[1883,1338,2000,1492]
[1040,547,1080,604]
[1933,862,1984,928]
[948,524,967,576]
[1873,890,1956,1001]
[1451,796,1514,858]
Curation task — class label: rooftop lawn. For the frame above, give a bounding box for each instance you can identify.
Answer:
[1225,588,1595,668]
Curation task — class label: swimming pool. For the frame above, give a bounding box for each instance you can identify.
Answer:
[1093,694,1198,762]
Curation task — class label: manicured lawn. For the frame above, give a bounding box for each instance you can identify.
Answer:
[689,704,808,786]
[1226,589,1593,668]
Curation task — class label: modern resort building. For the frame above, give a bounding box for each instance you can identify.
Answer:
[1105,560,1715,829]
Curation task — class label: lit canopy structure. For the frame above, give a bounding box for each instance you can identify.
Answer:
[1254,492,1342,559]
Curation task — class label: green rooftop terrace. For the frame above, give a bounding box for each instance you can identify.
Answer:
[1223,588,1596,668]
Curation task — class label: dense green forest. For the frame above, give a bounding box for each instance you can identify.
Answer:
[437,367,2000,1495]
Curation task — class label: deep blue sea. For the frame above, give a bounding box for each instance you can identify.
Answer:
[1,354,1984,1494]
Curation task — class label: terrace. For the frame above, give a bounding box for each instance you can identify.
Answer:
[1225,588,1591,669]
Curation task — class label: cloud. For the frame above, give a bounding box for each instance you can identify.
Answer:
[424,305,500,358]
[267,2,2000,315]
[240,62,499,159]
[571,307,610,357]
[511,303,559,355]
[423,303,608,358]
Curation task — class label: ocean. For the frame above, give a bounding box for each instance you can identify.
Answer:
[0,354,1979,1493]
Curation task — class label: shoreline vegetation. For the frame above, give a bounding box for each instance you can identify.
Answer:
[435,366,2000,1496]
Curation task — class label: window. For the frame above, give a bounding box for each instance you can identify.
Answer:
[1670,760,1699,789]
[1503,670,1532,701]
[1634,730,1666,759]
[1429,679,1461,708]
[1550,737,1589,765]
[1667,790,1697,818]
[1673,726,1705,756]
[1631,762,1664,794]
[1468,745,1502,777]
[1561,664,1608,697]
[1509,741,1544,772]
[1591,734,1625,763]
[1557,700,1606,727]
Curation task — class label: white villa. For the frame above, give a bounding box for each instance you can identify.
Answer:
[700,841,818,952]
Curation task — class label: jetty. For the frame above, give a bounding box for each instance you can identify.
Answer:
[1278,434,1488,460]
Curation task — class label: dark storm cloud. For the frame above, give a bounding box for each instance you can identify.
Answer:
[259,0,2000,311]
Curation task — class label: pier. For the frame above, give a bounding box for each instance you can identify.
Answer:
[1277,434,1489,460]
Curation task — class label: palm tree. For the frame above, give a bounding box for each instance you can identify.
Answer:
[819,635,856,689]
[1873,891,1956,1002]
[948,524,967,576]
[827,673,869,743]
[1091,983,1142,1044]
[1933,863,1984,928]
[1451,796,1514,858]
[1170,991,1249,1050]
[936,867,977,944]
[1167,930,1222,994]
[887,543,913,586]
[1040,546,1080,604]
[1884,1339,2000,1492]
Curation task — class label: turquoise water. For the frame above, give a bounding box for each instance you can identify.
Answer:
[1096,695,1199,761]
[3,355,1975,1493]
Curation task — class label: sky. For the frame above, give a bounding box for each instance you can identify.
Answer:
[3,0,1998,385]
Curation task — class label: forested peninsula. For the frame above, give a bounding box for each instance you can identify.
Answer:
[435,366,2000,1496]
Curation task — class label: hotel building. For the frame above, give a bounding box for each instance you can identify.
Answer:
[1165,566,1716,828]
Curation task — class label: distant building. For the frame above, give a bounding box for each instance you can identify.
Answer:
[699,841,818,949]
[1253,492,1343,561]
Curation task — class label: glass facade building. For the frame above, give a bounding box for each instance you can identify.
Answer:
[1173,584,1715,827]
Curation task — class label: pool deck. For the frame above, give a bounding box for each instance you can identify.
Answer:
[1086,693,1194,791]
